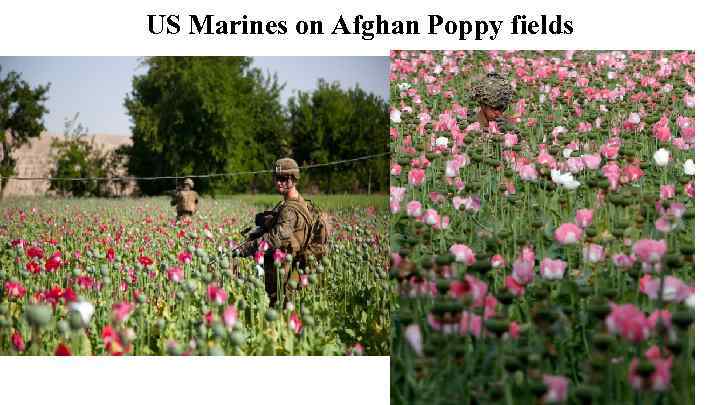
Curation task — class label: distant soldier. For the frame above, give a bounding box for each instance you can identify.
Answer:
[233,158,315,307]
[171,177,199,221]
[469,72,514,132]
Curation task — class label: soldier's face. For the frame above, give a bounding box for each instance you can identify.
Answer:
[481,106,503,121]
[274,175,294,193]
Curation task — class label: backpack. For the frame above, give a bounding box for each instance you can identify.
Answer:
[284,199,329,259]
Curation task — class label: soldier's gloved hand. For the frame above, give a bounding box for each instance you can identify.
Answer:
[248,226,264,240]
[232,241,257,258]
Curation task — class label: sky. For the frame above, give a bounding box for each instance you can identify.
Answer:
[0,56,389,135]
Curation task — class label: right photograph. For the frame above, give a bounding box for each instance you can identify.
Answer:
[389,51,694,404]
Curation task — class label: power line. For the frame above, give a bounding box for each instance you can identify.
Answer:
[3,152,390,182]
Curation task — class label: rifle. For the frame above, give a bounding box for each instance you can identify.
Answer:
[230,209,275,257]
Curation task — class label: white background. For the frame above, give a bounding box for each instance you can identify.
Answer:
[0,0,714,404]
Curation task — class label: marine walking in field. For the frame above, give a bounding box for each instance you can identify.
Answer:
[233,158,328,307]
[469,72,514,132]
[171,177,199,221]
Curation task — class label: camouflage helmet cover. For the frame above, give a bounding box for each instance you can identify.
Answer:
[273,158,300,180]
[182,178,194,188]
[470,72,513,111]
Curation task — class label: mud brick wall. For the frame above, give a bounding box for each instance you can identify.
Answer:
[3,132,136,197]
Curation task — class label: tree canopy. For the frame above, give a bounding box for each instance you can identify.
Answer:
[124,57,287,195]
[0,67,50,198]
[124,57,388,195]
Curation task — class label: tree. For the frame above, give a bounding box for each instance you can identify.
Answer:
[49,114,131,197]
[123,57,288,195]
[288,80,388,194]
[0,67,50,199]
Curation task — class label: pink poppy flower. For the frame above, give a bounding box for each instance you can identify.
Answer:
[222,305,238,329]
[449,244,476,265]
[632,239,667,263]
[273,249,287,264]
[566,157,585,173]
[575,209,593,228]
[408,168,425,186]
[389,200,400,214]
[539,258,567,280]
[628,350,673,392]
[422,209,440,227]
[518,164,538,181]
[289,311,303,334]
[511,259,535,285]
[612,254,636,268]
[390,186,406,201]
[167,267,184,283]
[406,200,423,218]
[583,244,605,263]
[445,159,462,178]
[178,251,192,264]
[449,275,489,308]
[207,283,228,305]
[601,143,620,160]
[659,184,675,200]
[543,375,569,403]
[581,154,602,170]
[639,275,692,303]
[112,302,134,323]
[254,250,264,265]
[536,151,557,169]
[606,303,651,343]
[554,223,583,245]
[685,181,694,198]
[491,255,506,268]
[505,276,525,296]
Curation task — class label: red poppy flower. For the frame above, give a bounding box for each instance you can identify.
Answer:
[26,260,41,274]
[26,246,44,259]
[138,256,153,267]
[11,330,25,352]
[55,343,72,356]
[4,281,26,299]
[106,248,116,262]
[44,255,62,272]
[178,251,192,264]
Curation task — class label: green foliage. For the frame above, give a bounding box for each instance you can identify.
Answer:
[124,57,288,195]
[0,66,50,198]
[49,114,131,197]
[288,79,389,194]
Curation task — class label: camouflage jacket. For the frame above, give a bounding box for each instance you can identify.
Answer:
[262,195,312,255]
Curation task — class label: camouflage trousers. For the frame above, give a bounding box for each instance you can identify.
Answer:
[263,249,307,308]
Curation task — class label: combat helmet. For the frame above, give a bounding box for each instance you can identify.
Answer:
[182,177,194,189]
[273,158,300,180]
[470,72,513,111]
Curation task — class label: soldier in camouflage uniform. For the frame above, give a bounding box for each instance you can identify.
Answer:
[469,72,514,132]
[171,177,199,221]
[234,158,312,307]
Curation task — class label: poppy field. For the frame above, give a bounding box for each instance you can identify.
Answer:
[389,51,695,403]
[0,195,390,355]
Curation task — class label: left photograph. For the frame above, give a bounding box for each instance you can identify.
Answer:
[0,56,390,355]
